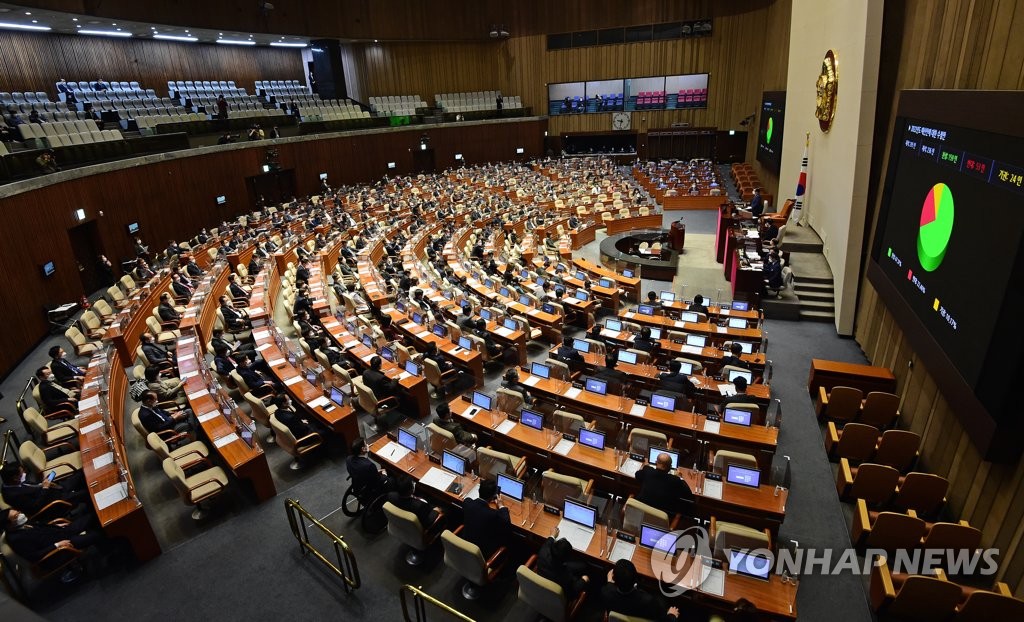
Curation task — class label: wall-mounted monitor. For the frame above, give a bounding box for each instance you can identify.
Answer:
[126,222,140,235]
[867,90,1024,461]
[756,91,786,174]
[41,261,55,277]
[216,195,227,205]
[319,172,328,180]
[387,162,397,170]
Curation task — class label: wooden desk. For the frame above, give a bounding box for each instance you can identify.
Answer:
[605,214,664,235]
[383,308,484,388]
[105,273,173,364]
[369,437,795,619]
[618,309,764,345]
[77,350,161,562]
[175,338,277,502]
[572,258,641,302]
[807,359,897,397]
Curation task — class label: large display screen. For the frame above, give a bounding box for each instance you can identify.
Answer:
[868,90,1024,460]
[756,91,785,173]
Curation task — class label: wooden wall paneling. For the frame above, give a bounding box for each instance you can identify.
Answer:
[0,32,304,100]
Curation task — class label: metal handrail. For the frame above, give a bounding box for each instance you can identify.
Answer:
[1,429,18,465]
[399,584,476,622]
[284,498,360,592]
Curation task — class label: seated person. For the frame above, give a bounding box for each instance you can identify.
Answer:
[48,346,85,389]
[764,251,784,293]
[719,376,753,411]
[346,438,389,494]
[689,293,709,316]
[635,452,694,516]
[632,326,659,354]
[2,508,104,583]
[592,351,627,396]
[219,296,250,330]
[236,356,281,395]
[227,274,251,303]
[554,335,585,373]
[35,366,78,414]
[362,356,400,399]
[460,479,511,558]
[1,463,89,519]
[535,536,590,599]
[501,368,536,407]
[272,394,325,440]
[602,560,679,621]
[139,333,176,372]
[144,365,187,407]
[720,342,749,369]
[157,293,181,326]
[656,360,693,407]
[137,391,193,436]
[210,328,258,361]
[386,475,443,529]
[433,403,477,446]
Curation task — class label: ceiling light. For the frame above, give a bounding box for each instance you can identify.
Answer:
[79,29,132,37]
[155,34,197,42]
[216,38,255,46]
[270,42,306,48]
[24,11,30,15]
[72,18,78,21]
[0,21,52,31]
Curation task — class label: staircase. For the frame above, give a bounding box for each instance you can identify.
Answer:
[761,223,837,323]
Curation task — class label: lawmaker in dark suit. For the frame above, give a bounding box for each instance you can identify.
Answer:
[346,438,388,493]
[632,326,659,354]
[555,335,585,373]
[139,333,175,370]
[635,453,694,517]
[536,536,589,599]
[689,293,710,316]
[720,342,749,369]
[3,509,103,576]
[460,479,511,558]
[657,360,694,400]
[363,356,400,399]
[592,352,628,396]
[0,463,88,518]
[157,293,180,325]
[601,560,679,621]
[35,367,77,414]
[138,391,192,436]
[386,476,442,528]
[433,403,477,446]
[48,346,84,388]
[219,297,250,330]
[272,395,324,440]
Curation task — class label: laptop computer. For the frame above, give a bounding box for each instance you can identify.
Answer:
[497,473,525,502]
[726,464,761,488]
[723,407,752,426]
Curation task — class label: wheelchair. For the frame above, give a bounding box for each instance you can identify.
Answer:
[341,477,389,534]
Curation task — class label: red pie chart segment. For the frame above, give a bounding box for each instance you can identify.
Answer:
[920,187,937,226]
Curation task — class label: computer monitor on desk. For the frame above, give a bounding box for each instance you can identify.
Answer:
[578,428,606,451]
[471,391,492,413]
[458,336,473,350]
[723,407,752,426]
[605,319,623,332]
[648,446,681,469]
[397,428,418,452]
[660,291,676,303]
[572,339,590,353]
[639,523,675,553]
[519,409,543,430]
[729,549,772,580]
[686,334,706,347]
[728,369,753,385]
[497,473,525,502]
[680,312,699,323]
[530,362,550,379]
[442,450,466,476]
[404,360,420,376]
[617,350,638,365]
[726,464,761,488]
[585,378,607,395]
[563,499,597,530]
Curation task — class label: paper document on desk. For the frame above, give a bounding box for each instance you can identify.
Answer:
[716,326,728,333]
[342,341,359,349]
[703,420,721,434]
[699,566,726,596]
[609,539,637,563]
[92,452,114,470]
[681,345,703,356]
[307,396,330,409]
[80,421,105,435]
[495,419,517,435]
[564,387,582,399]
[95,482,129,510]
[718,384,736,397]
[702,480,724,500]
[214,433,239,448]
[623,312,634,319]
[253,330,272,340]
[79,396,100,410]
[186,388,210,400]
[398,371,412,381]
[463,483,480,500]
[618,458,642,477]
[267,358,286,367]
[284,376,304,386]
[402,323,418,332]
[181,370,199,380]
[719,309,730,316]
[557,519,595,551]
[674,321,688,328]
[419,467,457,492]
[630,404,647,417]
[523,375,540,387]
[600,329,618,338]
[198,411,221,423]
[494,326,514,337]
[248,307,265,315]
[553,438,575,456]
[381,441,411,463]
[256,343,273,352]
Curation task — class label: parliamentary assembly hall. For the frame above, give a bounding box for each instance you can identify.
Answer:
[0,1,1021,620]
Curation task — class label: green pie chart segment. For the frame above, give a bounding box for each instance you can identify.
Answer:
[917,183,954,272]
[766,117,773,144]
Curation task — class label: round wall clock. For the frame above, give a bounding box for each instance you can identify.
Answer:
[612,112,631,131]
[815,49,838,132]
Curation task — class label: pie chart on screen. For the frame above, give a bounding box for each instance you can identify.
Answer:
[917,182,954,272]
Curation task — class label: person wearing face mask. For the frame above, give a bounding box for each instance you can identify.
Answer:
[345,438,389,495]
[34,366,78,416]
[137,391,194,438]
[1,463,90,519]
[2,507,104,583]
[48,346,85,389]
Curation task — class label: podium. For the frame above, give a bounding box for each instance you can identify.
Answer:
[670,221,686,251]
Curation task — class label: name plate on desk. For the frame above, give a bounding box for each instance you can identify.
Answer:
[284,376,304,386]
[186,388,210,400]
[80,420,105,435]
[267,358,286,367]
[79,396,100,410]
[716,326,728,333]
[95,482,129,511]
[91,452,115,470]
[674,321,688,328]
[253,329,272,340]
[307,396,330,409]
[256,343,273,351]
[494,326,514,337]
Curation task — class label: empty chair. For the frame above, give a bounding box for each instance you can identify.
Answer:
[921,521,981,555]
[954,583,1024,620]
[382,501,445,565]
[516,557,588,622]
[441,527,507,599]
[162,457,229,520]
[836,461,899,505]
[709,517,771,562]
[622,496,674,534]
[869,556,962,621]
[146,432,209,469]
[540,470,591,507]
[19,440,82,481]
[552,409,587,435]
[851,500,926,552]
[859,391,900,429]
[874,430,921,473]
[826,422,881,463]
[817,386,863,424]
[477,446,527,479]
[64,326,99,357]
[627,428,667,455]
[710,450,758,475]
[23,408,79,446]
[892,472,948,516]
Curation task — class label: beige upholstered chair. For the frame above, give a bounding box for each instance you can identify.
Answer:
[162,456,229,520]
[383,501,443,565]
[441,527,507,600]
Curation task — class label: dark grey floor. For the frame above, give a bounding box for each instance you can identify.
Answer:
[2,212,873,622]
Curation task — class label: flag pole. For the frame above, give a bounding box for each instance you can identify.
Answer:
[795,132,810,227]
